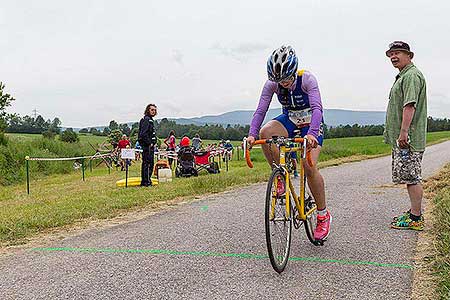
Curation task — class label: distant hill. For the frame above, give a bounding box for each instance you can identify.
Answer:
[168,109,386,128]
[68,108,386,132]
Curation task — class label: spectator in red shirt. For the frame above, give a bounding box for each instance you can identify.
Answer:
[118,134,130,149]
[118,135,131,171]
[164,130,176,168]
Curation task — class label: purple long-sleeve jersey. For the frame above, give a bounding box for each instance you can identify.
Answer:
[249,70,323,138]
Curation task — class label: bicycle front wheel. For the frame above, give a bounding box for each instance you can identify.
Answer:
[265,168,292,273]
[304,192,320,246]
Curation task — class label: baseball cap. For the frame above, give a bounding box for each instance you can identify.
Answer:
[386,41,414,57]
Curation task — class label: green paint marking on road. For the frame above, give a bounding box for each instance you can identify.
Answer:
[32,247,413,270]
[200,206,208,212]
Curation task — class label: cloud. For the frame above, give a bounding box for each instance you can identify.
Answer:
[233,42,270,55]
[171,49,184,65]
[429,93,450,118]
[211,42,269,62]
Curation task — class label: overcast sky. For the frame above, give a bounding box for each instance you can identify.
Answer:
[1,0,449,127]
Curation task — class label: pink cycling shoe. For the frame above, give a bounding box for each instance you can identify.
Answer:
[314,210,332,241]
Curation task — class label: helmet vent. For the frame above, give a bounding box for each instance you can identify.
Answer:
[275,63,281,75]
[281,64,288,76]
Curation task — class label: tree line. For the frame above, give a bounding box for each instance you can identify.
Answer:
[156,118,250,141]
[4,114,450,142]
[324,124,385,139]
[324,117,450,139]
[77,118,250,142]
[6,114,62,135]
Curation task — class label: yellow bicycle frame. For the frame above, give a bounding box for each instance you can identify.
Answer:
[272,142,316,221]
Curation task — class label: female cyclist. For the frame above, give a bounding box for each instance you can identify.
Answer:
[247,45,331,242]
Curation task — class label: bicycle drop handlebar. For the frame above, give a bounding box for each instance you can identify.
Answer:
[243,137,314,168]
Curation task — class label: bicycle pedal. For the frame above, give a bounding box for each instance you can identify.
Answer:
[314,239,326,246]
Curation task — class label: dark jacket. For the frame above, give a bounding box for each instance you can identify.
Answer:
[138,115,157,147]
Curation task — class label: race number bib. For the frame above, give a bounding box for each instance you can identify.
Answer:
[288,108,312,127]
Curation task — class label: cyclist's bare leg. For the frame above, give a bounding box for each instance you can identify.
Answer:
[303,146,326,210]
[259,120,288,167]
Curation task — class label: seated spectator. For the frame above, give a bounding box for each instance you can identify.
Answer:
[164,130,176,168]
[192,133,202,151]
[224,140,234,161]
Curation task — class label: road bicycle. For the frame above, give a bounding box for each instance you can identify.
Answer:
[244,136,322,273]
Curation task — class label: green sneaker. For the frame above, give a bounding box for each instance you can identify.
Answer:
[393,210,411,222]
[391,215,424,231]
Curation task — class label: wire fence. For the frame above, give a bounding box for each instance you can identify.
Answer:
[25,152,114,194]
[24,146,243,194]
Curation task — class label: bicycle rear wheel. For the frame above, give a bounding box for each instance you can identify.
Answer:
[265,168,292,273]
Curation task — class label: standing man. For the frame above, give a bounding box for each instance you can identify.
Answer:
[138,104,158,187]
[384,41,427,230]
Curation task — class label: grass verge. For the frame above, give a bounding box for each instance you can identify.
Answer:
[413,163,450,300]
[428,164,450,299]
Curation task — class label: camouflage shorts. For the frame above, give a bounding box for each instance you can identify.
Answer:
[392,148,424,185]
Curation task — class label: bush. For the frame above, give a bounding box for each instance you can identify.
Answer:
[42,130,56,139]
[60,130,79,143]
[0,132,7,146]
[108,129,122,144]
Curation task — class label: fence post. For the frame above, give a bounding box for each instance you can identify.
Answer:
[236,147,240,161]
[81,158,85,181]
[125,161,129,188]
[25,156,30,194]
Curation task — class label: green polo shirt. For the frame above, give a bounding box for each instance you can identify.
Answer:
[384,63,428,151]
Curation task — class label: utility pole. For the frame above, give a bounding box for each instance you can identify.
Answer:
[32,108,38,119]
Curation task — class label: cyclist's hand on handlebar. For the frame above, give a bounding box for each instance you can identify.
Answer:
[246,136,256,149]
[305,134,318,149]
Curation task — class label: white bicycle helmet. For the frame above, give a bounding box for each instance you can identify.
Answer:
[267,45,298,82]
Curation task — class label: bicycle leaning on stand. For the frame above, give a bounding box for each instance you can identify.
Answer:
[244,136,323,273]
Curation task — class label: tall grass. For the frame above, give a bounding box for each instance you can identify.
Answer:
[0,134,102,185]
[426,164,450,299]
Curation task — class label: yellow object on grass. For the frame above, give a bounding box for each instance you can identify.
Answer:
[116,177,158,187]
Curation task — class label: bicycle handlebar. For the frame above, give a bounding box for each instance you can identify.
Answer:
[244,137,314,169]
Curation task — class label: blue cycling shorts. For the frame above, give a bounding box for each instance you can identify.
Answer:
[273,113,324,146]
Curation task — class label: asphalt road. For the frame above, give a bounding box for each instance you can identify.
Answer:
[1,141,450,300]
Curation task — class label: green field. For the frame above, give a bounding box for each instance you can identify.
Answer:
[6,132,108,146]
[0,131,449,246]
